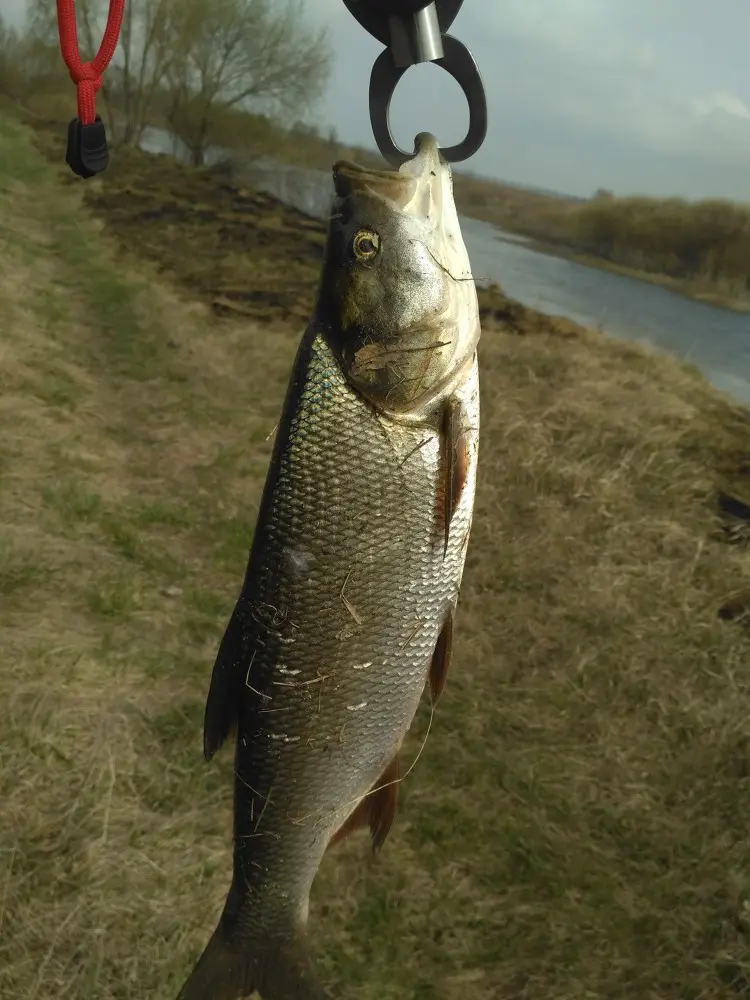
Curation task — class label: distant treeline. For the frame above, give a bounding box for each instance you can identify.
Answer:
[452,168,750,303]
[554,192,750,295]
[463,184,750,301]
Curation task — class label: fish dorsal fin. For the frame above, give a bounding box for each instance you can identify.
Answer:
[440,398,470,555]
[428,609,454,704]
[203,607,250,761]
[330,753,400,852]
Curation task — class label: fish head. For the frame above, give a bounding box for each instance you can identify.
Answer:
[319,132,480,417]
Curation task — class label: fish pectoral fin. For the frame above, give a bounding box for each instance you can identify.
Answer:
[203,606,251,762]
[440,397,470,556]
[428,608,455,704]
[329,753,400,853]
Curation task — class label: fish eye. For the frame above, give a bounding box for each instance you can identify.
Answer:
[351,229,380,261]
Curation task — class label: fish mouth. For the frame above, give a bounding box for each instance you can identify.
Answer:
[399,132,445,178]
[332,132,447,211]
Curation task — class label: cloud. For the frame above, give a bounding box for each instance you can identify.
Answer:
[454,0,750,183]
[693,91,750,121]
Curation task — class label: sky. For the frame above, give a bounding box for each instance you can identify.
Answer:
[5,0,750,201]
[316,0,750,201]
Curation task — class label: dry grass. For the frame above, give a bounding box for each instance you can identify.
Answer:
[2,109,750,1000]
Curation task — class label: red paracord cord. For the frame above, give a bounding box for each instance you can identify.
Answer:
[56,0,126,125]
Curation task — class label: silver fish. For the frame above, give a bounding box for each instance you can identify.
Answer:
[176,131,480,1000]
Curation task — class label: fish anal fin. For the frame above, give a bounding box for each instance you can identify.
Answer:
[429,609,454,704]
[330,753,400,852]
[440,398,470,555]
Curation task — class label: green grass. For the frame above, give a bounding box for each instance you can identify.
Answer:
[1,107,750,999]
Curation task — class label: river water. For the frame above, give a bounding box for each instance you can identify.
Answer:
[140,128,750,406]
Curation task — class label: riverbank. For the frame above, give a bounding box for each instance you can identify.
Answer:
[209,114,750,316]
[497,234,750,314]
[17,112,586,334]
[12,96,750,314]
[260,121,750,315]
[3,107,750,1000]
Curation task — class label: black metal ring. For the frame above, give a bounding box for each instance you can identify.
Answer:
[342,0,465,47]
[368,34,488,165]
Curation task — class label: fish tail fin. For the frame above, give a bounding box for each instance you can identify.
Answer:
[175,925,254,1000]
[176,923,331,1000]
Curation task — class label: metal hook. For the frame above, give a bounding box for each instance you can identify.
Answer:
[368,34,488,165]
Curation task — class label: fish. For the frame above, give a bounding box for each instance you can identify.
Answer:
[175,131,481,1000]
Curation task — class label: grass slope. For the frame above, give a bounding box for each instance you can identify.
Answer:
[2,110,750,1000]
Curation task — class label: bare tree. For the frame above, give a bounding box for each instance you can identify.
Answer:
[163,0,332,166]
[0,9,69,104]
[109,0,184,145]
[0,13,22,99]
